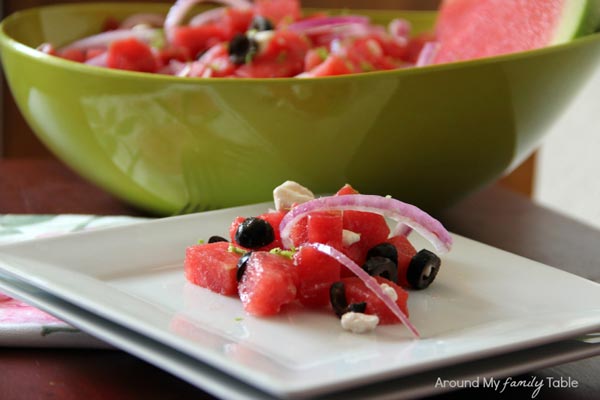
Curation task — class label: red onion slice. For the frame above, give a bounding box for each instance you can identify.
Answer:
[288,15,370,32]
[60,28,160,51]
[279,194,453,253]
[388,18,411,40]
[416,42,440,67]
[84,51,108,67]
[37,43,55,54]
[304,243,420,339]
[120,13,166,29]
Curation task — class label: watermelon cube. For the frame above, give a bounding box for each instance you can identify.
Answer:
[341,210,391,269]
[342,276,409,324]
[386,235,417,288]
[238,252,298,316]
[184,241,240,296]
[293,246,341,308]
[307,211,343,249]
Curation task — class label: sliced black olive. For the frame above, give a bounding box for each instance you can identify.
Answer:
[234,217,275,249]
[366,243,398,266]
[208,235,228,243]
[236,251,253,281]
[250,15,274,31]
[362,256,398,283]
[330,281,348,317]
[228,33,257,64]
[407,249,441,290]
[346,302,367,314]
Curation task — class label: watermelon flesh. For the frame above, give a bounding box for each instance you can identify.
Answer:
[238,252,299,316]
[343,276,410,325]
[434,0,600,64]
[184,241,240,296]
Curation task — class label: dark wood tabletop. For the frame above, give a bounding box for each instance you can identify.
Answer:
[0,158,599,400]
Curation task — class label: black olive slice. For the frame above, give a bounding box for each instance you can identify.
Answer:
[250,15,274,31]
[208,235,228,243]
[228,33,257,64]
[236,251,253,281]
[330,281,348,317]
[407,249,441,290]
[346,302,367,314]
[362,256,398,283]
[366,243,398,266]
[234,217,275,249]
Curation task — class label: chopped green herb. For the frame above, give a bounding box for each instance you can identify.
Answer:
[228,243,247,255]
[150,31,165,50]
[316,47,329,61]
[269,247,296,259]
[197,239,205,245]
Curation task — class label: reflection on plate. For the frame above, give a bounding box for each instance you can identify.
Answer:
[0,202,599,398]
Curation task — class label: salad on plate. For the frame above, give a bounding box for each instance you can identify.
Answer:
[184,181,453,337]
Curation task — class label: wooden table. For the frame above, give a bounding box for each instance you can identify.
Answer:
[0,158,599,400]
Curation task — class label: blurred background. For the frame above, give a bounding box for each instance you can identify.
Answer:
[1,0,599,228]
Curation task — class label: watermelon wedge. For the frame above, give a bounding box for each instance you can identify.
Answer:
[434,0,600,64]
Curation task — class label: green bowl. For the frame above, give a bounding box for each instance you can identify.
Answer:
[2,3,600,215]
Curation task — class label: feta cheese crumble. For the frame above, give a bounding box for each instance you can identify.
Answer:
[380,282,398,301]
[340,312,380,334]
[273,180,315,211]
[342,229,361,246]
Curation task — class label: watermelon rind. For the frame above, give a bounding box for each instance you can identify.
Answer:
[552,0,600,44]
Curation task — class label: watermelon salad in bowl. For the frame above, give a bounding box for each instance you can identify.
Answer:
[185,181,453,337]
[1,0,600,215]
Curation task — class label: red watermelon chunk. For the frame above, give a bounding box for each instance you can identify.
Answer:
[254,0,301,26]
[342,210,391,267]
[288,215,308,248]
[106,38,159,73]
[293,246,341,308]
[172,24,229,59]
[238,252,299,316]
[307,211,343,249]
[335,183,360,196]
[342,276,409,324]
[386,235,417,288]
[433,0,600,64]
[184,241,240,296]
[258,210,287,249]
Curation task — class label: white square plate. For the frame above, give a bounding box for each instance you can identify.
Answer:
[1,271,599,400]
[0,202,599,399]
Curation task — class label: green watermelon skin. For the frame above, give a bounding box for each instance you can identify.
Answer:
[554,0,600,42]
[434,0,600,64]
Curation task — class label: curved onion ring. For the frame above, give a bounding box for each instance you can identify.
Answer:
[60,28,160,51]
[304,243,419,338]
[279,194,453,253]
[416,42,440,67]
[84,52,108,67]
[287,15,370,32]
[388,18,411,40]
[164,0,252,42]
[120,13,166,29]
